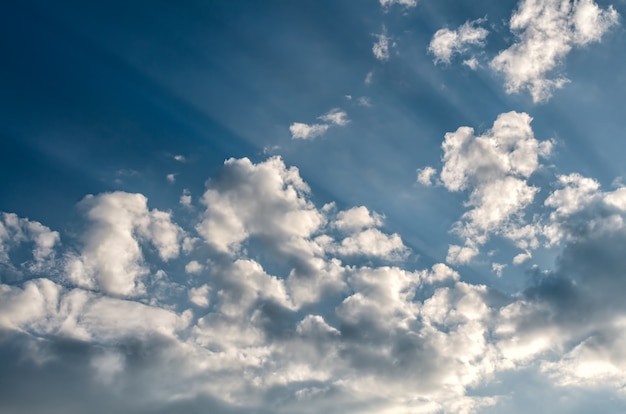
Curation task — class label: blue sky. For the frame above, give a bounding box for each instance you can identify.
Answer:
[2,0,626,412]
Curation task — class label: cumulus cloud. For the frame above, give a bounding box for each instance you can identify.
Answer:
[290,109,349,140]
[422,111,552,264]
[491,0,619,102]
[429,19,489,65]
[417,166,437,186]
[5,154,626,413]
[65,192,184,296]
[289,122,330,140]
[333,206,383,232]
[0,213,60,276]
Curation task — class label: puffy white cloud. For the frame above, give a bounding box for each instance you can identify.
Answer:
[333,206,383,232]
[188,284,210,307]
[197,156,324,256]
[446,244,479,265]
[332,228,406,259]
[380,0,417,8]
[8,155,626,413]
[429,19,489,64]
[491,0,619,102]
[185,260,203,274]
[425,112,551,263]
[290,109,349,140]
[289,122,330,140]
[417,166,437,186]
[66,192,184,296]
[0,213,60,274]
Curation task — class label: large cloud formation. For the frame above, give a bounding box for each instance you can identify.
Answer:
[2,153,626,413]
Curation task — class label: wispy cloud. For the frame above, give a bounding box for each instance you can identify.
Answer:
[290,108,349,140]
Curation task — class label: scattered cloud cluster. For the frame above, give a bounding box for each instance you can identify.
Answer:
[429,19,489,66]
[290,108,349,140]
[428,0,619,102]
[3,152,626,412]
[491,0,619,102]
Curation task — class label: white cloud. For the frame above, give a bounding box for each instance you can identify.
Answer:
[196,157,324,255]
[491,262,507,277]
[290,109,349,140]
[65,192,184,296]
[8,155,626,413]
[334,206,383,232]
[380,0,417,9]
[512,251,531,265]
[372,29,392,61]
[173,154,186,162]
[185,260,203,274]
[365,71,374,85]
[446,244,479,265]
[491,0,619,102]
[289,122,330,140]
[427,111,551,263]
[188,284,210,307]
[180,189,192,207]
[166,173,176,183]
[332,228,406,259]
[318,108,349,126]
[0,213,60,273]
[417,166,437,186]
[429,19,489,64]
[420,263,460,284]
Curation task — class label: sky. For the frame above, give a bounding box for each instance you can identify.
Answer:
[2,0,626,412]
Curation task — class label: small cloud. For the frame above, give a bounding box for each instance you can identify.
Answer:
[380,0,417,9]
[417,166,437,186]
[513,252,531,265]
[167,174,176,184]
[318,108,349,126]
[373,28,392,61]
[189,284,210,307]
[180,189,192,207]
[365,71,374,85]
[446,244,479,265]
[429,19,489,65]
[185,260,203,274]
[290,122,330,140]
[290,109,349,140]
[357,97,372,107]
[491,262,507,277]
[463,57,479,70]
[173,155,186,162]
